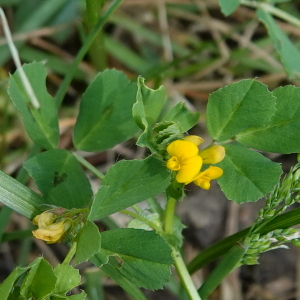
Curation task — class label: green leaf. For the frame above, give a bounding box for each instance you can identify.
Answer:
[217,143,282,203]
[73,69,139,151]
[132,77,166,152]
[66,293,87,300]
[237,85,300,153]
[8,62,59,149]
[21,258,56,299]
[50,292,87,300]
[206,79,276,141]
[257,9,300,79]
[95,228,173,290]
[0,266,31,300]
[23,149,93,209]
[267,0,291,2]
[218,0,240,16]
[75,221,101,264]
[0,170,43,219]
[89,156,171,220]
[161,102,199,132]
[198,244,246,300]
[53,264,81,295]
[154,121,183,151]
[95,262,148,300]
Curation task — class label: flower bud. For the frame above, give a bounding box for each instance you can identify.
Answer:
[184,135,204,146]
[199,145,225,164]
[32,213,72,244]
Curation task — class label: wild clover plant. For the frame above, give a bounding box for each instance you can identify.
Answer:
[1,1,300,300]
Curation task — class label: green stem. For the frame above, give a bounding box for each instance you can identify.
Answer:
[85,0,107,71]
[146,197,164,216]
[131,204,143,214]
[120,210,162,233]
[163,197,201,300]
[241,0,300,28]
[63,241,77,265]
[55,0,124,107]
[187,206,300,274]
[85,268,105,300]
[0,8,40,109]
[164,197,176,234]
[73,152,105,180]
[172,247,202,300]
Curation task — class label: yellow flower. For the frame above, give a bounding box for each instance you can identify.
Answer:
[193,166,223,190]
[165,136,225,189]
[199,145,225,164]
[166,140,203,183]
[32,212,55,228]
[32,212,72,244]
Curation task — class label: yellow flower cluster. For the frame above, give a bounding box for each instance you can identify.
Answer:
[32,212,72,244]
[166,136,225,189]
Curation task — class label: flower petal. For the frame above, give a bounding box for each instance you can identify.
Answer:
[176,155,203,183]
[193,166,223,189]
[184,135,204,146]
[199,145,225,164]
[166,156,181,171]
[167,140,199,161]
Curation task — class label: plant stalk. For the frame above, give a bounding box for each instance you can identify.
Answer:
[241,0,300,29]
[55,0,124,107]
[172,247,202,300]
[85,0,107,70]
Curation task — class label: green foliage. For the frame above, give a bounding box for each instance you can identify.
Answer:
[94,228,173,290]
[217,143,282,203]
[21,258,57,299]
[23,149,93,209]
[3,1,300,295]
[198,244,246,300]
[0,257,83,300]
[161,102,200,133]
[89,156,171,220]
[206,79,276,141]
[218,0,240,16]
[132,77,166,152]
[73,69,139,151]
[75,221,101,264]
[0,265,31,300]
[0,170,43,219]
[237,85,300,153]
[53,264,81,295]
[8,62,59,149]
[257,9,300,79]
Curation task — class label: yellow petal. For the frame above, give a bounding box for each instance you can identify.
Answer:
[32,220,72,244]
[176,155,203,183]
[194,178,211,190]
[199,145,225,164]
[167,140,199,161]
[166,156,181,171]
[184,135,204,146]
[193,166,223,189]
[32,212,55,227]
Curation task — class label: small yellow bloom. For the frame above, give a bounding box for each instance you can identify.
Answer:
[32,212,55,227]
[32,212,72,244]
[184,135,204,146]
[193,166,223,190]
[199,145,225,164]
[166,140,203,183]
